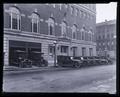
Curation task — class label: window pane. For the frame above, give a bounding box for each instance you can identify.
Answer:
[82,47,86,56]
[49,46,55,54]
[89,48,93,56]
[73,33,75,39]
[82,32,84,40]
[50,25,53,35]
[33,23,37,32]
[12,18,17,29]
[9,15,11,28]
[19,19,21,30]
[61,46,68,53]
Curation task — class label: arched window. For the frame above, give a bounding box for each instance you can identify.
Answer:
[81,26,85,40]
[48,18,55,35]
[72,24,77,39]
[9,7,21,30]
[61,21,67,37]
[31,13,39,33]
[88,30,92,41]
[90,28,94,41]
[70,6,74,15]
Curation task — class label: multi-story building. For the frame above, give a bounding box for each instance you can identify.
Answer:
[4,4,96,68]
[96,20,116,58]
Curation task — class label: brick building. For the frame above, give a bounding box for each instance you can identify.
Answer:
[96,20,116,58]
[4,4,96,67]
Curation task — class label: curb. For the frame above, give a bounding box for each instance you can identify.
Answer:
[3,66,73,75]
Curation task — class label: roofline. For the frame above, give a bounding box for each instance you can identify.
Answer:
[96,19,116,26]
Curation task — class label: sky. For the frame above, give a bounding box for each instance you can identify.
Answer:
[96,2,117,23]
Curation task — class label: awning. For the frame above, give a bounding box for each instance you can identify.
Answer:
[15,50,26,53]
[31,51,44,54]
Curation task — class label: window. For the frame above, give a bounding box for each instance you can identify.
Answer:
[9,7,21,30]
[59,4,62,10]
[89,48,93,56]
[48,18,55,35]
[61,21,67,37]
[82,47,86,56]
[92,31,94,42]
[65,4,68,8]
[12,18,17,29]
[72,25,77,39]
[81,28,85,40]
[81,10,84,18]
[61,46,68,53]
[81,26,85,40]
[84,12,87,18]
[79,10,82,18]
[49,45,55,55]
[72,47,77,57]
[71,6,74,15]
[90,28,93,41]
[75,8,78,16]
[31,13,39,33]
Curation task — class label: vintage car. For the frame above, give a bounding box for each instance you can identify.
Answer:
[29,51,48,67]
[57,55,83,68]
[74,56,110,66]
[99,56,114,65]
[10,50,32,68]
[10,49,48,68]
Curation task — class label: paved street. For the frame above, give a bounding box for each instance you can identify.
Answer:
[3,64,116,93]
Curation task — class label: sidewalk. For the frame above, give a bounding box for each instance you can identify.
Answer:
[3,65,72,75]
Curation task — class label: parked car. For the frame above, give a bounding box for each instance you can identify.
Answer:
[57,55,83,68]
[73,56,90,66]
[29,51,48,67]
[74,56,110,66]
[10,49,32,68]
[20,59,32,68]
[100,56,114,65]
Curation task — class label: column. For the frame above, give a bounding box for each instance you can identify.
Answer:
[3,36,9,67]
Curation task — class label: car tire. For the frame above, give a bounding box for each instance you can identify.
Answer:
[74,63,81,68]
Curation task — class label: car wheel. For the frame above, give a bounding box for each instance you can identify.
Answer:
[74,63,81,68]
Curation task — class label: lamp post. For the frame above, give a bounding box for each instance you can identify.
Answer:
[104,47,107,57]
[53,40,57,67]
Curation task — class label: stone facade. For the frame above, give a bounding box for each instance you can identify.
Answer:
[4,4,96,67]
[96,20,116,58]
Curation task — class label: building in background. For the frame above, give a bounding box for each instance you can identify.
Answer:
[4,4,96,68]
[96,19,116,58]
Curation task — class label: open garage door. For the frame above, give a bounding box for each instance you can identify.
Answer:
[9,40,42,67]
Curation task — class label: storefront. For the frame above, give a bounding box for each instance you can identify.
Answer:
[9,40,42,67]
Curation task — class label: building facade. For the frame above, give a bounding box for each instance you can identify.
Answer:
[4,4,96,67]
[96,20,116,58]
